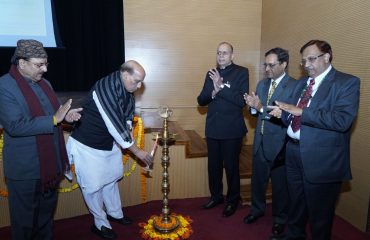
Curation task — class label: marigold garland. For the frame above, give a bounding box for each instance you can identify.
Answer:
[121,116,148,202]
[139,213,193,240]
[57,183,80,193]
[123,116,144,177]
[0,129,6,198]
[0,116,148,199]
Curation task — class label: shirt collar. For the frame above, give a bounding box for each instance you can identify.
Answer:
[271,72,286,86]
[308,64,332,85]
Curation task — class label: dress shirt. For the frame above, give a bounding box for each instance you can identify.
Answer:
[251,72,285,114]
[287,65,332,139]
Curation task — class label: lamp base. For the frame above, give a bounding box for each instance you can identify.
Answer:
[152,215,179,233]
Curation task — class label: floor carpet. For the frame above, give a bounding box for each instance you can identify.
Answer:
[0,197,369,240]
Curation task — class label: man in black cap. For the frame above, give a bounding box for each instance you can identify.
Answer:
[0,39,82,240]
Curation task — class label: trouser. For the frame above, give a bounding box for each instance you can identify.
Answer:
[7,178,57,240]
[206,137,243,204]
[285,140,341,240]
[250,143,289,224]
[81,180,124,229]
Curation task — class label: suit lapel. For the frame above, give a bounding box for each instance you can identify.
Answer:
[260,79,270,105]
[270,74,289,103]
[309,68,336,108]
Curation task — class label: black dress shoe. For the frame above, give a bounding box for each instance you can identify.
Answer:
[222,204,237,217]
[91,225,117,239]
[202,199,223,209]
[243,214,261,224]
[107,215,133,225]
[272,223,285,236]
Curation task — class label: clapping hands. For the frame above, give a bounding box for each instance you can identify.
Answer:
[55,99,83,124]
[244,92,262,110]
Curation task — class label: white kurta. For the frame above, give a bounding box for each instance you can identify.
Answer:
[66,137,123,193]
[66,91,134,193]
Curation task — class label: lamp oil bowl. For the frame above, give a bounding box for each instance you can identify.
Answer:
[158,105,173,119]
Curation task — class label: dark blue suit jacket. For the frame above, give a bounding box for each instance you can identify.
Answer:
[286,68,360,183]
[197,63,249,139]
[252,74,297,162]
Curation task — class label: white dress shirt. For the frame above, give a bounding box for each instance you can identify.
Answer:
[287,65,332,140]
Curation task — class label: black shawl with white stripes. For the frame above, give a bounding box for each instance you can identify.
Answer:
[94,70,135,142]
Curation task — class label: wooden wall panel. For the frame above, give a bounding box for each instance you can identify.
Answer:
[124,0,263,144]
[0,0,263,227]
[4,0,368,232]
[261,0,370,231]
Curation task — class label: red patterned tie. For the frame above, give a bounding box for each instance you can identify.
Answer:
[291,79,315,132]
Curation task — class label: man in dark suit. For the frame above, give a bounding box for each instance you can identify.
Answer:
[0,39,82,240]
[197,42,248,217]
[270,40,360,240]
[243,48,296,239]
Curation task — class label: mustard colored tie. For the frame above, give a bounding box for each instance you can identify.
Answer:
[261,80,277,134]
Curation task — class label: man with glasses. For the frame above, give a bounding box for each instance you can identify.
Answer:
[0,39,82,239]
[243,48,297,239]
[270,40,360,240]
[197,42,249,217]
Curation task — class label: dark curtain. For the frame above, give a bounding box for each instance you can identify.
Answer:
[53,0,125,91]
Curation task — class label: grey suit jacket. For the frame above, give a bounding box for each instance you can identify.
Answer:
[286,68,360,183]
[252,74,297,161]
[0,72,61,180]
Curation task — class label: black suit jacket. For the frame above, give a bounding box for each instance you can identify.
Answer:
[197,63,249,139]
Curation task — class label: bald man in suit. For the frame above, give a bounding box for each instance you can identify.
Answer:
[197,42,249,218]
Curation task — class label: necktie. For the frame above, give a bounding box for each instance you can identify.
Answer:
[267,80,277,105]
[291,78,315,132]
[261,80,277,134]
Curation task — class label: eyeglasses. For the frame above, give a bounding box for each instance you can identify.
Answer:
[300,53,325,66]
[217,51,231,57]
[263,62,280,69]
[25,59,49,68]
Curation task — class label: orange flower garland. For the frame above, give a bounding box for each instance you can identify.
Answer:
[139,213,193,240]
[0,190,8,198]
[121,116,148,202]
[122,116,144,176]
[0,129,7,198]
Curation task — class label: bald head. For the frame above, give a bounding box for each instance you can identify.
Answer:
[120,60,146,92]
[121,60,146,79]
[216,42,234,69]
